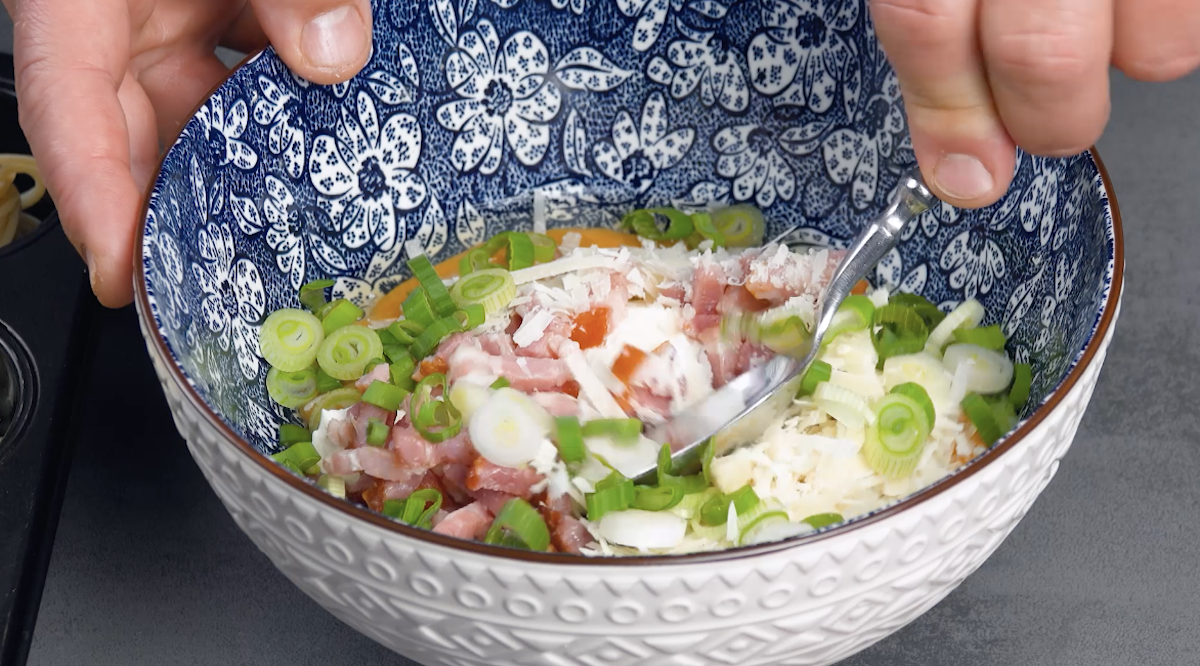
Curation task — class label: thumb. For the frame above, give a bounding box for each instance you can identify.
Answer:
[870,0,1016,209]
[249,0,373,85]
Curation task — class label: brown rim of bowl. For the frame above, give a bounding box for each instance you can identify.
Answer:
[133,49,1125,566]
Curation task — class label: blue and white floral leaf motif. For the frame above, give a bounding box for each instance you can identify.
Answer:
[146,209,188,332]
[1054,175,1087,251]
[896,263,928,294]
[437,21,561,174]
[666,26,749,112]
[875,247,903,288]
[822,128,878,210]
[455,200,487,247]
[562,109,592,176]
[593,91,695,193]
[198,92,259,170]
[713,124,795,207]
[1033,295,1056,352]
[414,195,449,258]
[193,221,266,379]
[779,119,831,157]
[940,227,1006,300]
[618,0,680,52]
[333,241,406,307]
[230,193,264,236]
[1001,257,1046,338]
[430,0,477,46]
[366,71,415,105]
[189,155,208,217]
[844,58,862,118]
[263,175,348,291]
[1054,252,1079,305]
[309,93,426,250]
[1018,166,1059,247]
[775,226,848,250]
[398,42,421,87]
[554,47,633,92]
[687,0,728,18]
[673,180,730,210]
[253,75,306,179]
[748,0,859,113]
[646,56,673,85]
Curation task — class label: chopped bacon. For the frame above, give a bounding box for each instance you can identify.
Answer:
[389,425,436,470]
[349,402,394,448]
[534,492,592,554]
[743,246,844,303]
[431,431,476,466]
[434,463,472,505]
[430,509,451,529]
[517,314,574,358]
[624,384,673,421]
[432,502,493,540]
[470,488,518,516]
[531,391,580,417]
[430,332,478,367]
[447,345,572,392]
[690,262,727,317]
[717,285,772,315]
[354,363,392,392]
[324,447,424,482]
[466,457,543,497]
[561,380,581,398]
[326,417,356,450]
[505,313,523,335]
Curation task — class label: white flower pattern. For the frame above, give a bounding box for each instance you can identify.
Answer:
[309,92,427,251]
[748,0,859,112]
[437,20,562,174]
[712,123,796,207]
[260,176,350,290]
[593,91,695,192]
[821,71,905,210]
[252,75,306,178]
[191,221,266,380]
[659,24,749,112]
[196,92,258,170]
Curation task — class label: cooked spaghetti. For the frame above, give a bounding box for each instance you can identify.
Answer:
[0,153,45,248]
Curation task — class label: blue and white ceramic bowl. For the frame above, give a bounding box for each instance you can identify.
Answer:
[135,1,1123,663]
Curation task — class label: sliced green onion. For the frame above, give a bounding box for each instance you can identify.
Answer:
[690,211,725,248]
[362,380,410,411]
[449,268,517,315]
[737,509,793,545]
[260,308,324,372]
[889,382,936,428]
[299,278,335,312]
[272,440,320,474]
[632,485,684,511]
[700,438,716,485]
[412,373,462,443]
[962,393,1006,446]
[316,325,383,380]
[699,485,759,526]
[710,204,766,247]
[803,512,844,530]
[622,207,694,241]
[407,254,457,317]
[485,498,551,551]
[586,477,635,522]
[490,377,510,389]
[411,316,463,360]
[552,416,585,463]
[581,418,642,444]
[364,357,388,373]
[458,247,493,276]
[384,488,443,530]
[872,304,931,366]
[320,299,365,334]
[655,444,708,495]
[402,288,437,328]
[814,382,874,428]
[823,295,875,346]
[863,393,931,478]
[926,299,985,353]
[386,321,417,345]
[317,474,346,499]
[501,232,536,270]
[1009,363,1032,408]
[953,324,1007,350]
[389,356,416,391]
[526,232,557,263]
[454,303,486,329]
[279,423,311,446]
[889,293,946,327]
[394,319,426,337]
[382,344,410,364]
[672,487,719,520]
[303,387,361,430]
[366,418,390,446]
[314,366,342,393]
[758,315,809,356]
[797,360,833,397]
[266,366,320,408]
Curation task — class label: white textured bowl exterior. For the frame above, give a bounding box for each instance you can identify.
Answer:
[136,292,1119,666]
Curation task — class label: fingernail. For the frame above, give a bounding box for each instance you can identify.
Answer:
[83,247,97,290]
[301,5,368,71]
[934,154,994,201]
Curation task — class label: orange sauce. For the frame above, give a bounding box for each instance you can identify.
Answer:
[611,345,649,384]
[570,307,610,349]
[367,227,642,322]
[851,279,870,295]
[417,357,450,379]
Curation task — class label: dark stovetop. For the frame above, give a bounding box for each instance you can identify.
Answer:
[0,53,95,666]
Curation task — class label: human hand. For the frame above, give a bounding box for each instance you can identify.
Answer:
[6,0,373,307]
[870,0,1200,208]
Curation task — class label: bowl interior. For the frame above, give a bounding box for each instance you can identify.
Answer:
[140,0,1116,517]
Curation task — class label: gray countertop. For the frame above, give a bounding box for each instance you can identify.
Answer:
[21,69,1200,665]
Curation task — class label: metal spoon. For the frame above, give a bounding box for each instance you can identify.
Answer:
[631,169,938,484]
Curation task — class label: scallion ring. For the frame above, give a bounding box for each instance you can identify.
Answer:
[302,387,361,430]
[449,268,517,314]
[485,498,551,551]
[862,393,931,478]
[319,299,364,335]
[260,308,324,372]
[298,278,335,312]
[401,288,437,328]
[316,325,384,380]
[266,366,320,408]
[412,373,462,443]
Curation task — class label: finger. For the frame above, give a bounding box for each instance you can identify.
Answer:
[222,0,270,54]
[980,0,1113,158]
[136,51,230,143]
[1113,0,1200,81]
[13,0,142,307]
[248,0,372,85]
[117,72,159,190]
[870,0,1016,208]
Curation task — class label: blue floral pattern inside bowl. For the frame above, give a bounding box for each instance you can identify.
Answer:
[139,0,1116,475]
